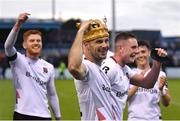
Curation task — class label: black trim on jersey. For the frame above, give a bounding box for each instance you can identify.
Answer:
[110,56,117,63]
[7,53,17,62]
[13,111,52,120]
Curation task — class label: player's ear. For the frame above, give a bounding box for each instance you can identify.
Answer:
[23,41,27,49]
[119,45,123,53]
[83,42,89,49]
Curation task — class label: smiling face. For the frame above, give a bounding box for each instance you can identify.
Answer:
[114,32,139,65]
[135,45,150,68]
[84,37,109,63]
[122,38,138,64]
[23,32,42,59]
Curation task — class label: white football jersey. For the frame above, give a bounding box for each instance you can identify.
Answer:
[107,50,114,57]
[74,59,116,120]
[74,79,95,120]
[74,50,114,120]
[128,69,167,120]
[9,52,55,118]
[101,57,136,120]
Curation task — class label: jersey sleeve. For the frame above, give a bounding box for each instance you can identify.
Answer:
[101,58,117,83]
[80,60,90,82]
[4,29,19,59]
[47,66,61,118]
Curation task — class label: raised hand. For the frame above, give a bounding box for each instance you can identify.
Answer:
[16,12,30,25]
[156,48,167,57]
[13,13,30,31]
[78,20,93,33]
[151,48,169,62]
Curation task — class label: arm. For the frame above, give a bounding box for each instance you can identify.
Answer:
[4,13,30,57]
[127,85,138,100]
[47,68,61,120]
[159,76,171,107]
[128,70,145,99]
[161,89,171,107]
[130,48,167,88]
[68,20,92,80]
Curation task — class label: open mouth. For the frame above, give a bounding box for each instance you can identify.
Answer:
[33,47,39,49]
[32,45,40,49]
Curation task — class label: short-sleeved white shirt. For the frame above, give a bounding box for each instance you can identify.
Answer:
[128,69,167,120]
[74,78,95,120]
[9,52,55,118]
[74,51,114,120]
[75,59,115,120]
[101,57,136,120]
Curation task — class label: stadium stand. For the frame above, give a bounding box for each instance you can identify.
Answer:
[0,19,179,79]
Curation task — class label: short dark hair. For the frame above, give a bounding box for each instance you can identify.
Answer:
[23,30,42,41]
[138,40,151,50]
[115,32,137,43]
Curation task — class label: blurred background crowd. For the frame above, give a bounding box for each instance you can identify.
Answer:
[0,0,180,79]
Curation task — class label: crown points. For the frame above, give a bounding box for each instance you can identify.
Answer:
[83,19,109,42]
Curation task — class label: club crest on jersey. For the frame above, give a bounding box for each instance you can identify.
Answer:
[43,67,48,73]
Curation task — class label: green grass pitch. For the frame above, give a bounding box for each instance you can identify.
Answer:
[0,79,180,120]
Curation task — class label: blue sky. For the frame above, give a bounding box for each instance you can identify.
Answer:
[0,0,180,36]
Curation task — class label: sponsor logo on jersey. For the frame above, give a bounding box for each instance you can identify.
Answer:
[102,84,111,93]
[138,87,158,94]
[26,71,47,86]
[116,90,128,97]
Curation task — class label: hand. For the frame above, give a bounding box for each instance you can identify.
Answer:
[151,48,169,62]
[16,12,30,25]
[159,76,166,90]
[78,20,93,33]
[156,48,167,57]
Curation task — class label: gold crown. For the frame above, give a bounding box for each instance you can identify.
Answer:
[76,19,109,42]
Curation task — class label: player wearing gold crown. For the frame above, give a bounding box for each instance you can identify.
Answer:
[100,32,168,120]
[73,49,114,120]
[68,19,116,120]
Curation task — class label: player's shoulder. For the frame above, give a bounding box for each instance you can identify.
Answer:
[16,51,24,58]
[107,50,114,58]
[82,59,95,68]
[40,58,54,69]
[102,57,116,67]
[101,57,118,75]
[13,52,26,61]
